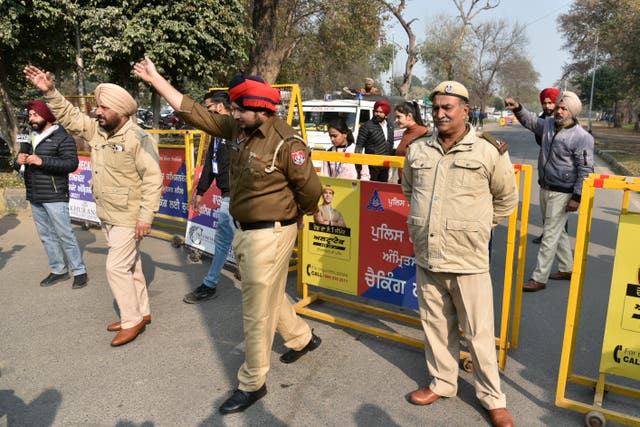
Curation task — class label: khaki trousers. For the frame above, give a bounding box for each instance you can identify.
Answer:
[532,189,573,283]
[102,224,150,329]
[416,266,506,410]
[233,222,312,391]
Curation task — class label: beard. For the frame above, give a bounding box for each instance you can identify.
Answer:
[555,116,571,127]
[29,119,47,133]
[373,115,385,123]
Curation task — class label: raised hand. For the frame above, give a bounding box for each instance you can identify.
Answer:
[503,97,519,111]
[23,65,56,95]
[133,56,160,83]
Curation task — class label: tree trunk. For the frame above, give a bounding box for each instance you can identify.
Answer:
[0,68,18,155]
[247,0,282,83]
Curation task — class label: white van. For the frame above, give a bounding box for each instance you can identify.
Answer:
[299,98,405,153]
[299,99,376,151]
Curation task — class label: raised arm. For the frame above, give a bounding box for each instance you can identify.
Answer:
[133,56,184,111]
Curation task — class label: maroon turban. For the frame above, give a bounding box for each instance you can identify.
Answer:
[26,100,56,123]
[228,75,281,112]
[539,88,560,104]
[373,100,391,116]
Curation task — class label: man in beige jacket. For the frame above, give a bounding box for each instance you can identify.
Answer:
[24,65,163,347]
[402,81,518,427]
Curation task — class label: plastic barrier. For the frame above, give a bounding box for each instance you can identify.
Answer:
[296,150,532,370]
[556,174,640,427]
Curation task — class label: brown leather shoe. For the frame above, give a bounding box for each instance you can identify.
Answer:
[107,314,151,332]
[549,271,572,280]
[110,320,146,347]
[409,387,441,405]
[488,407,514,427]
[523,279,546,292]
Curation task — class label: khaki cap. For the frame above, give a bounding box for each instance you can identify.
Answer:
[429,80,469,102]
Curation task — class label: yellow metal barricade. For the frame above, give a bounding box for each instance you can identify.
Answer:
[296,150,532,370]
[556,174,640,427]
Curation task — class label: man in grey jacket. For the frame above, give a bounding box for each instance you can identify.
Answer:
[504,91,594,292]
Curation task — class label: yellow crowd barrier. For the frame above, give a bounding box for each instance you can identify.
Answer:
[297,150,532,370]
[556,173,640,427]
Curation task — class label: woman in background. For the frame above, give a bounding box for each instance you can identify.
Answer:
[392,101,431,183]
[321,120,370,180]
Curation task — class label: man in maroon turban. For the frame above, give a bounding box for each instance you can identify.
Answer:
[355,99,395,182]
[14,100,88,289]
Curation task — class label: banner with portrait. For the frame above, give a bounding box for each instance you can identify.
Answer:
[302,177,418,309]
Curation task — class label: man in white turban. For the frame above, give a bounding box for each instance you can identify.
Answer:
[24,65,163,347]
[504,91,594,293]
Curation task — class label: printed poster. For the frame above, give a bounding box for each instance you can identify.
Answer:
[68,155,100,224]
[599,212,640,380]
[302,177,418,309]
[303,177,360,294]
[158,147,189,219]
[358,180,417,309]
[184,166,235,265]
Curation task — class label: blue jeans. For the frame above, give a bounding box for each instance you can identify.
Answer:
[203,197,234,288]
[31,202,86,276]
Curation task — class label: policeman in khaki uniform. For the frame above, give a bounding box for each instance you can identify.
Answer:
[133,57,323,414]
[401,81,518,427]
[24,66,163,347]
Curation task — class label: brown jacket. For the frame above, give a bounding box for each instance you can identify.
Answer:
[179,96,321,222]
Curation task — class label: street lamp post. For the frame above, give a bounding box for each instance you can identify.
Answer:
[588,33,599,132]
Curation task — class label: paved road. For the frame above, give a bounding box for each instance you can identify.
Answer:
[1,123,638,426]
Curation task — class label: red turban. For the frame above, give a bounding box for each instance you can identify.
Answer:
[539,88,560,104]
[228,75,280,112]
[26,100,56,123]
[374,100,391,116]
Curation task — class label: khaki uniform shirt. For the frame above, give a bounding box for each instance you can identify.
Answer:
[401,125,518,273]
[45,90,162,226]
[179,96,321,222]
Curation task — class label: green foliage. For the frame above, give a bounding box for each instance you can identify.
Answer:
[278,0,388,97]
[571,64,625,111]
[80,0,252,93]
[0,0,77,103]
[559,0,640,98]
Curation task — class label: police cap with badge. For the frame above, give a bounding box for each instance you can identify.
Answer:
[429,80,508,154]
[429,80,470,102]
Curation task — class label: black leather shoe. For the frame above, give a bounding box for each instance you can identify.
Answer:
[72,273,88,289]
[40,272,70,287]
[183,284,217,304]
[280,332,321,364]
[219,384,267,414]
[532,234,543,244]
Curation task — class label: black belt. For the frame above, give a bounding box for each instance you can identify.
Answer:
[234,218,297,231]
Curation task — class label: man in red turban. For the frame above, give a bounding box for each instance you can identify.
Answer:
[355,99,395,182]
[134,57,323,414]
[532,87,561,244]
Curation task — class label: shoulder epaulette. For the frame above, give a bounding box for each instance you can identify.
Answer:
[481,132,508,154]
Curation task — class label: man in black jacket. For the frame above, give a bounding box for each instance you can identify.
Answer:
[14,100,88,288]
[183,91,235,303]
[355,100,394,182]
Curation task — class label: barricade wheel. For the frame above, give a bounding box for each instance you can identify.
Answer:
[81,222,90,230]
[462,357,473,373]
[585,411,606,427]
[171,235,182,248]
